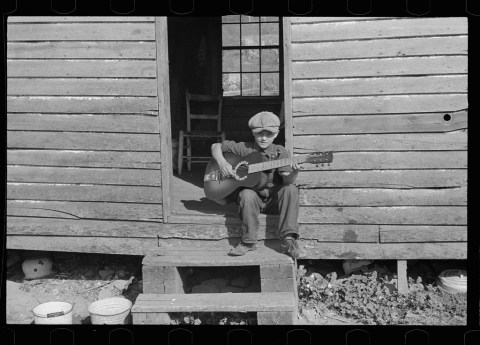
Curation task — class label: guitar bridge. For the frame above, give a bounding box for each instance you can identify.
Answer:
[204,171,221,182]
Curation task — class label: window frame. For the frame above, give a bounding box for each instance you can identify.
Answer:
[220,16,284,99]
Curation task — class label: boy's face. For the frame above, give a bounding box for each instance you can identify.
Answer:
[253,130,278,150]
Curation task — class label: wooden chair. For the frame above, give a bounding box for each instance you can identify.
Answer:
[178,90,225,175]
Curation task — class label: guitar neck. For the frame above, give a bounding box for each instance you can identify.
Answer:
[247,156,307,173]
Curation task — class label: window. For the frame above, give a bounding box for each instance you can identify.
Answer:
[221,16,280,97]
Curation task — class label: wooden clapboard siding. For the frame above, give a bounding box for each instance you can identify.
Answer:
[293,131,467,152]
[293,94,467,116]
[8,97,158,114]
[292,75,467,97]
[7,150,161,169]
[8,78,158,96]
[295,170,466,189]
[6,16,164,249]
[8,166,161,186]
[291,17,467,42]
[298,206,467,225]
[288,16,468,255]
[292,36,468,61]
[8,42,157,59]
[8,17,155,23]
[7,235,158,256]
[8,60,157,78]
[293,112,467,134]
[299,187,467,206]
[8,114,159,133]
[7,184,162,203]
[7,200,162,221]
[7,132,161,151]
[298,151,467,170]
[8,23,155,41]
[292,56,466,79]
[7,217,161,238]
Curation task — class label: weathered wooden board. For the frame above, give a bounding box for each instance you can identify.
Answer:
[294,170,467,189]
[290,17,393,24]
[7,166,162,186]
[7,97,158,114]
[6,235,157,255]
[7,200,163,221]
[299,241,466,259]
[7,150,161,169]
[7,132,161,151]
[293,112,467,134]
[8,23,155,41]
[8,42,156,59]
[291,36,468,60]
[8,114,159,133]
[298,151,467,170]
[7,183,162,203]
[292,75,467,97]
[299,187,467,206]
[293,95,467,116]
[7,217,163,237]
[8,17,155,22]
[7,60,156,77]
[133,292,295,312]
[161,222,378,242]
[7,235,466,259]
[293,131,467,152]
[145,247,292,266]
[292,56,467,79]
[380,225,467,242]
[298,206,467,225]
[291,18,467,42]
[7,78,157,96]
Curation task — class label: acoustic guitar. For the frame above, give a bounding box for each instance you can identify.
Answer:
[203,151,333,200]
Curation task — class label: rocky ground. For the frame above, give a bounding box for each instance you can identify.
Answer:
[5,250,467,325]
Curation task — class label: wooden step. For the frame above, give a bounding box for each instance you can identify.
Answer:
[131,292,296,325]
[143,246,293,267]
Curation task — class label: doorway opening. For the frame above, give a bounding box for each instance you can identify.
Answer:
[167,17,284,217]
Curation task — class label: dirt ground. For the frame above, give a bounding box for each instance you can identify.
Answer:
[5,250,466,325]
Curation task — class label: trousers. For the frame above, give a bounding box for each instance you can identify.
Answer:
[236,184,299,244]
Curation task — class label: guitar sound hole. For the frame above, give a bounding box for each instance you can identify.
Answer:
[236,165,248,178]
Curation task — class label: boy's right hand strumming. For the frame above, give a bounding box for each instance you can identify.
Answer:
[218,159,234,178]
[211,143,234,178]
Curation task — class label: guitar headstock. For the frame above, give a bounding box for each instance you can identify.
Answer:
[305,152,333,164]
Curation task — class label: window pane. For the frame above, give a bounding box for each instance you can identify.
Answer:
[241,15,259,23]
[223,73,241,96]
[241,49,260,72]
[241,24,259,46]
[261,49,279,72]
[222,15,240,23]
[261,23,279,46]
[222,50,240,72]
[222,24,240,47]
[242,73,260,96]
[261,73,279,96]
[260,16,279,22]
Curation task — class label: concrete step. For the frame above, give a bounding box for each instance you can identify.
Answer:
[132,292,296,325]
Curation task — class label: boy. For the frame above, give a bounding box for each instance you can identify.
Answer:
[210,111,302,258]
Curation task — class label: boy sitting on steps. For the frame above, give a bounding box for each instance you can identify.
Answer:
[210,111,303,258]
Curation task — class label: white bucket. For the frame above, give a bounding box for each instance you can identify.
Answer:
[88,297,132,324]
[33,301,73,324]
[437,269,467,294]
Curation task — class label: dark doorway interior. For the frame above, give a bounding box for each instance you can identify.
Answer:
[167,17,284,215]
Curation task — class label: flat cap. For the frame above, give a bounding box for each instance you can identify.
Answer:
[248,111,280,133]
